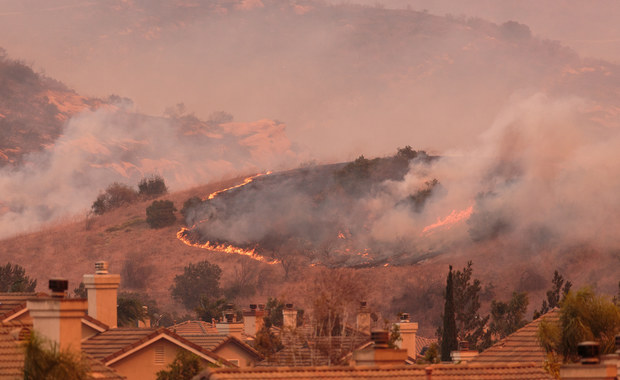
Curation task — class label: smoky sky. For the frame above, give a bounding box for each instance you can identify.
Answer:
[1,0,620,249]
[0,0,617,159]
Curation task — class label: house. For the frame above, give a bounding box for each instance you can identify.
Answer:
[0,261,233,380]
[171,320,264,367]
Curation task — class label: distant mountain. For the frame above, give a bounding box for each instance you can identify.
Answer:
[0,50,102,165]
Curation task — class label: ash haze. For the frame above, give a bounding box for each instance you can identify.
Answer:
[0,0,619,270]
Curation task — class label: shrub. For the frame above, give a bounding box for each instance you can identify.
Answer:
[138,175,168,198]
[180,196,202,218]
[146,200,177,228]
[91,182,138,215]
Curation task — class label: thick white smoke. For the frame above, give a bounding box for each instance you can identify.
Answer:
[0,104,298,238]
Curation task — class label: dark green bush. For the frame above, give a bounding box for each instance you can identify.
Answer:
[146,200,177,228]
[138,175,168,198]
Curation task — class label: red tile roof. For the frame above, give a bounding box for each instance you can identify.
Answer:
[0,293,47,321]
[170,320,218,335]
[82,327,234,366]
[196,362,553,379]
[471,309,560,364]
[0,323,26,379]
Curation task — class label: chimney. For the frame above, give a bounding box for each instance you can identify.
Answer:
[396,312,418,359]
[450,340,478,363]
[357,301,371,335]
[560,341,618,380]
[82,261,121,328]
[243,304,265,337]
[27,279,87,352]
[282,303,297,330]
[138,306,151,328]
[352,329,408,366]
[216,304,243,340]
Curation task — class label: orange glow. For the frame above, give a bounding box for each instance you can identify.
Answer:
[176,228,279,264]
[176,172,278,264]
[421,205,474,236]
[206,171,271,200]
[337,231,346,239]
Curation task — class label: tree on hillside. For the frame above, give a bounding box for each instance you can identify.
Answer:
[489,292,529,340]
[138,175,168,198]
[440,265,458,361]
[533,270,572,319]
[23,332,90,380]
[0,262,37,292]
[170,260,222,311]
[156,350,203,380]
[146,200,177,228]
[91,182,138,215]
[538,287,620,362]
[180,196,202,218]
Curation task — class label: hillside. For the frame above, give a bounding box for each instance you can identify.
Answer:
[1,161,617,337]
[0,50,103,165]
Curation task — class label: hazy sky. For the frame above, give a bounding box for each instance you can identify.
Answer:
[1,0,619,160]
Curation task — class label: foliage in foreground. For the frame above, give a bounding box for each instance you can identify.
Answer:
[537,287,620,362]
[23,332,90,380]
[156,350,203,380]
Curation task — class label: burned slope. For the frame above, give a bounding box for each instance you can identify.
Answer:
[181,148,442,268]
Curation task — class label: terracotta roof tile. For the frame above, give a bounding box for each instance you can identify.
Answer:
[197,362,553,379]
[170,320,218,335]
[0,293,47,321]
[85,355,126,380]
[471,309,559,364]
[82,314,109,332]
[83,327,234,367]
[0,325,26,379]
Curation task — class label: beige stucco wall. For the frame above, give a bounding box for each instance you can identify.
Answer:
[214,342,256,367]
[110,338,215,380]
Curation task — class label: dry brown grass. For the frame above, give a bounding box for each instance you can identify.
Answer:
[1,174,618,337]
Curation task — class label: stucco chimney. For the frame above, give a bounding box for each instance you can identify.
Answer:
[357,301,371,335]
[27,279,87,352]
[282,303,297,330]
[216,304,243,339]
[352,329,408,366]
[396,312,418,359]
[243,304,265,337]
[560,341,618,379]
[82,261,120,328]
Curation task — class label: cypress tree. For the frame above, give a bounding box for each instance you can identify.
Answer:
[441,265,458,361]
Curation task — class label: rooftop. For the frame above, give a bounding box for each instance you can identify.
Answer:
[471,309,560,364]
[196,362,554,379]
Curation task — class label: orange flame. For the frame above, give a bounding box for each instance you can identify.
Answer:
[421,205,474,236]
[176,228,279,264]
[337,231,346,239]
[206,171,271,200]
[176,172,278,264]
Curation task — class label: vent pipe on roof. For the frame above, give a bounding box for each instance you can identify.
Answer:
[49,279,68,298]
